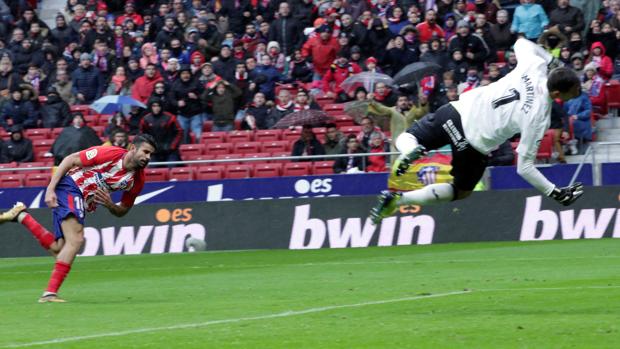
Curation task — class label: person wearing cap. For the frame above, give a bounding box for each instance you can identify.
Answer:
[448,20,489,70]
[269,2,303,56]
[115,2,144,27]
[1,87,38,130]
[302,24,340,79]
[71,52,104,104]
[322,51,362,102]
[569,52,584,77]
[364,57,381,73]
[416,9,445,43]
[169,64,203,143]
[41,87,71,128]
[511,0,549,41]
[6,125,34,163]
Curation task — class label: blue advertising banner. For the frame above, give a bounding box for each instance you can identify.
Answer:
[0,173,389,209]
[602,163,620,185]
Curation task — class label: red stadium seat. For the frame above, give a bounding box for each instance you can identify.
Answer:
[270,151,292,163]
[225,164,253,179]
[0,129,9,140]
[201,132,227,143]
[25,173,51,187]
[322,103,345,112]
[169,167,194,181]
[24,128,51,140]
[260,140,289,153]
[333,115,355,127]
[283,162,312,176]
[253,163,283,178]
[536,131,554,161]
[244,152,271,164]
[18,162,47,174]
[51,128,63,138]
[606,80,620,115]
[254,129,282,142]
[97,114,113,126]
[33,139,54,154]
[0,162,17,174]
[0,174,25,188]
[282,127,302,141]
[496,50,506,63]
[91,126,105,137]
[339,125,362,134]
[196,165,224,180]
[202,120,213,132]
[233,141,261,154]
[84,114,99,125]
[179,144,206,159]
[226,130,253,143]
[206,142,233,155]
[313,127,326,137]
[312,161,335,175]
[145,168,169,182]
[325,109,347,117]
[215,154,242,165]
[70,105,91,113]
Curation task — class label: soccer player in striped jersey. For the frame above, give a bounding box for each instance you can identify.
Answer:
[370,38,584,224]
[0,134,156,303]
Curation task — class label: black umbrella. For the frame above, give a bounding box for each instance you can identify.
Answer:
[273,109,332,129]
[392,62,442,87]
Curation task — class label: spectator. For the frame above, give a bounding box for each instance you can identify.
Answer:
[549,0,585,36]
[0,136,9,163]
[50,14,77,50]
[150,81,175,114]
[266,41,286,73]
[500,50,518,76]
[169,65,203,143]
[269,2,302,56]
[416,9,445,43]
[50,69,74,105]
[487,140,515,166]
[197,62,222,90]
[585,42,614,81]
[103,113,129,137]
[202,80,242,132]
[511,0,549,41]
[323,122,345,155]
[538,28,567,58]
[322,53,362,102]
[448,49,468,83]
[213,45,239,83]
[288,49,313,83]
[587,22,617,60]
[13,38,42,74]
[71,53,104,104]
[302,25,340,80]
[448,20,489,70]
[103,128,129,148]
[106,66,131,96]
[22,64,47,96]
[383,35,418,76]
[443,13,457,41]
[570,52,585,78]
[266,88,294,128]
[1,87,37,130]
[458,66,481,94]
[490,9,515,51]
[40,87,71,128]
[252,54,285,100]
[370,82,398,108]
[293,89,320,111]
[388,7,408,36]
[291,124,325,162]
[356,116,383,151]
[139,98,182,163]
[473,0,499,24]
[5,125,33,163]
[131,63,163,104]
[582,63,607,114]
[242,92,271,130]
[139,43,159,70]
[333,134,365,174]
[50,113,101,165]
[563,91,593,154]
[115,2,144,27]
[549,100,569,163]
[366,131,387,172]
[421,38,450,71]
[473,13,497,62]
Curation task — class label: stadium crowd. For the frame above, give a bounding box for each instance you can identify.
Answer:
[0,0,618,172]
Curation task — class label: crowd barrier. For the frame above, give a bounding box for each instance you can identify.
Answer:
[2,186,619,258]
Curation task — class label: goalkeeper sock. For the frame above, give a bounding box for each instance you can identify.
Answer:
[20,213,55,250]
[398,183,455,206]
[46,261,71,294]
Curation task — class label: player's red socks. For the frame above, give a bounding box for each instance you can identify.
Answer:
[46,261,72,294]
[21,214,54,249]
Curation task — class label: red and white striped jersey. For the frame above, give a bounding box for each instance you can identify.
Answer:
[67,146,145,212]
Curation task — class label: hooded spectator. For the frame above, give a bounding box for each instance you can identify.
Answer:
[5,125,33,163]
[50,113,101,165]
[139,43,159,70]
[139,98,182,163]
[448,20,489,70]
[291,124,325,162]
[1,87,38,130]
[322,52,362,102]
[586,41,614,80]
[40,87,71,128]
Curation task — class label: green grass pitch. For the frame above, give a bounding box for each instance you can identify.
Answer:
[1,239,620,348]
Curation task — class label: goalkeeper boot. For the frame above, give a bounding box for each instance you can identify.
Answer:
[0,202,26,224]
[369,190,402,225]
[392,145,427,177]
[38,293,67,303]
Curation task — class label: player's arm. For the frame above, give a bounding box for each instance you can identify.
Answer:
[93,189,130,217]
[45,152,83,208]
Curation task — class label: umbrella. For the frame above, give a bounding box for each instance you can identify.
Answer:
[273,110,332,129]
[89,95,146,114]
[392,62,442,87]
[340,72,394,94]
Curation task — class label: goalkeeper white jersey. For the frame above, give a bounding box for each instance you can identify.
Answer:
[451,38,553,160]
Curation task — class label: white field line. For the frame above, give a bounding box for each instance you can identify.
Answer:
[0,290,471,348]
[2,255,620,274]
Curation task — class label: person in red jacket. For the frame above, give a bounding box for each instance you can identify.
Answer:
[367,132,388,173]
[115,2,144,27]
[322,53,362,102]
[302,25,341,80]
[131,64,164,104]
[416,9,445,43]
[585,42,613,81]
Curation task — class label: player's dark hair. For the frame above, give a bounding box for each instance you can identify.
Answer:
[547,67,580,93]
[133,133,158,152]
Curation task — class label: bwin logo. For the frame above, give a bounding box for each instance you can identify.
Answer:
[80,208,206,256]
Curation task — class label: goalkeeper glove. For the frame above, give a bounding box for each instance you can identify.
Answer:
[549,182,584,206]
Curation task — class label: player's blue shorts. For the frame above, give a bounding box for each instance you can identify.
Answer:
[52,176,85,240]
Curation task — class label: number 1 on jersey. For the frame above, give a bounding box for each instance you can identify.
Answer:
[491,88,521,109]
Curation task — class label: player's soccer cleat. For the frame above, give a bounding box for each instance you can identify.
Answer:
[0,202,26,224]
[38,293,66,303]
[392,145,427,177]
[369,190,402,225]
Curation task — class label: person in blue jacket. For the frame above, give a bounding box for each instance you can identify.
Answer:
[511,0,549,41]
[563,90,592,154]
